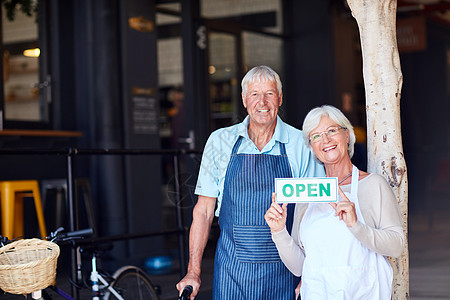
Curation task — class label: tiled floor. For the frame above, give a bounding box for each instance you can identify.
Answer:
[2,210,450,299]
[409,210,450,299]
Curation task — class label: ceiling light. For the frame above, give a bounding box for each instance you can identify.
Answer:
[23,48,40,57]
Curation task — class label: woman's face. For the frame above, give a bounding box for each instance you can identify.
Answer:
[309,116,349,165]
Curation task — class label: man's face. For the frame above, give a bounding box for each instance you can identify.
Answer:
[242,80,282,128]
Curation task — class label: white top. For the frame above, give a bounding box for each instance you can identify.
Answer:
[272,173,405,276]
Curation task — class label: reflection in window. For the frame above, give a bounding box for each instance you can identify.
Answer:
[3,46,39,120]
[2,6,41,122]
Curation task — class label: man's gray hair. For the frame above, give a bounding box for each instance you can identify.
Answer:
[302,105,356,159]
[241,65,282,97]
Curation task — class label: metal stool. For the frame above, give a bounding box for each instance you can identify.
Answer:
[41,178,97,234]
[41,179,67,230]
[0,180,47,239]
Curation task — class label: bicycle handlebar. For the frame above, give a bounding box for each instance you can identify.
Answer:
[49,227,94,243]
[64,228,94,238]
[0,228,94,247]
[179,285,193,300]
[0,236,9,247]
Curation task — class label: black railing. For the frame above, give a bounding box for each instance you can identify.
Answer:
[0,147,200,298]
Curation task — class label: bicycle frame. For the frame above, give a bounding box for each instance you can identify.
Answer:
[90,253,124,300]
[2,229,156,300]
[31,291,43,299]
[29,251,125,300]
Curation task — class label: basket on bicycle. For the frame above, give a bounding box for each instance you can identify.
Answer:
[0,238,60,295]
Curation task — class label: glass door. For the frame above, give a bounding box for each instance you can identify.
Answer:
[208,31,242,130]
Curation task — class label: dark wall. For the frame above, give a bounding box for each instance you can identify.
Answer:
[283,1,337,130]
[400,21,450,212]
[119,0,162,260]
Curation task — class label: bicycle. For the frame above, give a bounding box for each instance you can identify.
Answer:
[0,228,159,300]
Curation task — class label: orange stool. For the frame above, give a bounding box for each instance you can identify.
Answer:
[0,180,47,239]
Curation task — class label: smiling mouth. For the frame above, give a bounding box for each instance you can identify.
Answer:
[323,145,336,152]
[258,109,269,113]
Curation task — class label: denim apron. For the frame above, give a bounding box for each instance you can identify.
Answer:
[299,165,393,299]
[213,136,296,299]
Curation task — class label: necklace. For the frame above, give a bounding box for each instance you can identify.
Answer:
[338,173,352,185]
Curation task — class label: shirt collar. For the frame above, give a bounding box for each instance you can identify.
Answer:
[236,115,289,145]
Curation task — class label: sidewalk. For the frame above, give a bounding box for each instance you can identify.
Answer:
[2,210,450,299]
[409,210,450,299]
[161,210,450,299]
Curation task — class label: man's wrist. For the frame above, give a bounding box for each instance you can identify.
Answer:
[187,265,201,277]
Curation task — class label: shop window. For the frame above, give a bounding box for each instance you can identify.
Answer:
[1,2,50,128]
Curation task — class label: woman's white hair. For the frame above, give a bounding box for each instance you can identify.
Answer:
[241,65,282,97]
[302,105,356,159]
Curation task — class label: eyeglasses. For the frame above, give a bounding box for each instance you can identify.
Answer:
[309,126,346,143]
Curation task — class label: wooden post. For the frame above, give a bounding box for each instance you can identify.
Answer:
[345,0,409,299]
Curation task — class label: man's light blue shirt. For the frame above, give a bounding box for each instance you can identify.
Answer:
[195,115,325,216]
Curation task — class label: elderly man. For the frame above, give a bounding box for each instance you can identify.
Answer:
[176,65,324,299]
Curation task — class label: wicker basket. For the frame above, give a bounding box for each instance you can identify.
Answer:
[0,239,60,295]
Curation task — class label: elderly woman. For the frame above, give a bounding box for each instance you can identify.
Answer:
[265,105,405,299]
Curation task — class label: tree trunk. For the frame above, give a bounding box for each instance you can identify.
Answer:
[345,0,409,299]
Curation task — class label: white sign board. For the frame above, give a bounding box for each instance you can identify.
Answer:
[275,177,338,203]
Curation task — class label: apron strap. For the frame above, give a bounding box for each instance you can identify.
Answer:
[279,141,287,155]
[349,164,366,224]
[350,165,359,196]
[231,136,244,155]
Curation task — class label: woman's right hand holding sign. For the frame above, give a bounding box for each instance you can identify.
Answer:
[265,192,288,233]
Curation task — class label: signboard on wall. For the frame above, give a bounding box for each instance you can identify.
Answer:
[131,87,158,135]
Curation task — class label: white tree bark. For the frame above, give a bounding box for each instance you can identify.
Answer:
[345,1,409,299]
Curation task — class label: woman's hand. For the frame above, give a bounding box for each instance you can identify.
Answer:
[264,192,288,233]
[329,187,357,228]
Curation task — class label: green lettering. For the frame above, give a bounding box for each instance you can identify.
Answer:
[319,183,331,197]
[282,184,294,197]
[296,184,305,196]
[308,184,317,197]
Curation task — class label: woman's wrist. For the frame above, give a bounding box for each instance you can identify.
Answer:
[271,225,287,234]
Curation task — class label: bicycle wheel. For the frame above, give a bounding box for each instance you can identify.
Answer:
[106,266,159,300]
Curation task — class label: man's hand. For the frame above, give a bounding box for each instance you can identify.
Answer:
[176,195,216,299]
[176,271,201,299]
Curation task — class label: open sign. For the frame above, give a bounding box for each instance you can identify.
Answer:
[275,177,338,203]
